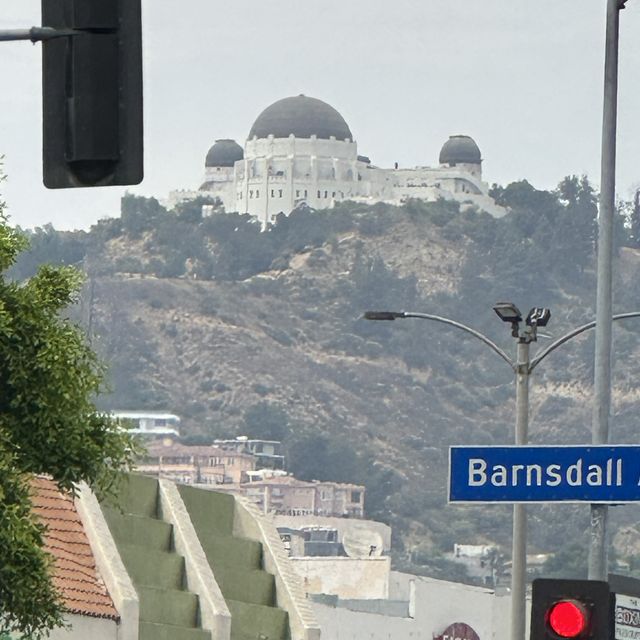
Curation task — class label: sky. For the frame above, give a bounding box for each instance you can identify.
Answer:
[1,1,640,231]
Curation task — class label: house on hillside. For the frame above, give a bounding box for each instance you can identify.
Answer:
[212,473,365,518]
[213,436,286,470]
[136,439,256,484]
[112,411,181,437]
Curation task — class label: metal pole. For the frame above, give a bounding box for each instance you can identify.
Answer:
[511,339,529,640]
[0,27,80,42]
[589,0,620,580]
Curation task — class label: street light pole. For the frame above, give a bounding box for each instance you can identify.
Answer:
[511,338,530,640]
[364,308,640,640]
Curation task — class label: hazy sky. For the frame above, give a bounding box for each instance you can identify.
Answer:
[1,1,639,230]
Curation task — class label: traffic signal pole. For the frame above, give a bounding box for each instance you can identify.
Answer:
[589,0,623,581]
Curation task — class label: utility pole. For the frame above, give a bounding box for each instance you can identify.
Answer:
[589,0,624,580]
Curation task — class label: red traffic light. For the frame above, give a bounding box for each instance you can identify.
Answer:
[547,600,589,638]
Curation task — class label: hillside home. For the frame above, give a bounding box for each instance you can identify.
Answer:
[212,474,365,518]
[136,439,256,484]
[213,437,286,470]
[112,411,181,437]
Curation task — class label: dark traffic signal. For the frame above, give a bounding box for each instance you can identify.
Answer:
[530,579,613,640]
[41,0,143,188]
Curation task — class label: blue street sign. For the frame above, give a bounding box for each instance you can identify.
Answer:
[449,445,640,503]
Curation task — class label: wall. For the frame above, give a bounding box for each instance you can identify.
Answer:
[290,557,390,599]
[311,573,517,640]
[48,615,118,640]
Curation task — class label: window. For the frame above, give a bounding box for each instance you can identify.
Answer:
[317,190,321,198]
[250,190,254,198]
[351,491,362,503]
[324,190,328,198]
[279,189,283,198]
[332,191,335,198]
[304,189,308,197]
[256,189,260,198]
[271,189,275,197]
[296,190,300,198]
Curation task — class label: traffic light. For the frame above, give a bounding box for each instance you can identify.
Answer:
[41,0,143,188]
[530,579,613,640]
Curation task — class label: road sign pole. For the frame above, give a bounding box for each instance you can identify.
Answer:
[511,339,530,640]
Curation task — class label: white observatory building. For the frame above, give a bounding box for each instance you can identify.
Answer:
[171,94,505,223]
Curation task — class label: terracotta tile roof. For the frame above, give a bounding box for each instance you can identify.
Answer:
[30,476,119,622]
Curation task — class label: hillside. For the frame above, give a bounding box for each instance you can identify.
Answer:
[11,178,640,581]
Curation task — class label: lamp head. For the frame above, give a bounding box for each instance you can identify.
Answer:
[493,302,522,324]
[364,311,404,321]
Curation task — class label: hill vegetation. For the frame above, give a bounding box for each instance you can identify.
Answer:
[10,176,640,583]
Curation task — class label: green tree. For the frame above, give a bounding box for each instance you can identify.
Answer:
[628,189,640,248]
[540,542,588,579]
[242,402,290,441]
[0,181,139,638]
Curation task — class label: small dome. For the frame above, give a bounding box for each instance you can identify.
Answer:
[439,135,481,165]
[205,139,244,167]
[248,95,353,141]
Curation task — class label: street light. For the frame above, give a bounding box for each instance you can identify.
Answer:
[364,306,640,640]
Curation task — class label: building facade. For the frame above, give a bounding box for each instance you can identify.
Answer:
[213,473,365,518]
[170,94,506,223]
[136,439,256,485]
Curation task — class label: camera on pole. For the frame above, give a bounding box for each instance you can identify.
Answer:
[41,0,143,188]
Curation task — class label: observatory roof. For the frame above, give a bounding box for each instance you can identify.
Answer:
[248,95,353,141]
[439,135,481,164]
[205,139,244,167]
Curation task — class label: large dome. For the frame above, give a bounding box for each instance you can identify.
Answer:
[439,135,481,165]
[248,95,353,141]
[205,139,244,167]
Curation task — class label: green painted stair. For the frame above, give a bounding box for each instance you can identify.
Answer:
[179,484,291,640]
[101,474,212,640]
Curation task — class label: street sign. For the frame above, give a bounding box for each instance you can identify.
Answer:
[615,593,640,640]
[449,445,640,503]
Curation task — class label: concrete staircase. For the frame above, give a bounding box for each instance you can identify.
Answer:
[101,474,211,640]
[178,485,290,640]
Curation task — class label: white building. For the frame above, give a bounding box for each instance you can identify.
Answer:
[170,94,506,223]
[112,410,181,437]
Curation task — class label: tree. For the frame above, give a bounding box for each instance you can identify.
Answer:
[0,176,139,639]
[628,189,640,248]
[540,541,588,579]
[242,402,290,441]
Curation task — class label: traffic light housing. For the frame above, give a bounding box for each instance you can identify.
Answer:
[530,579,613,640]
[41,0,143,188]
